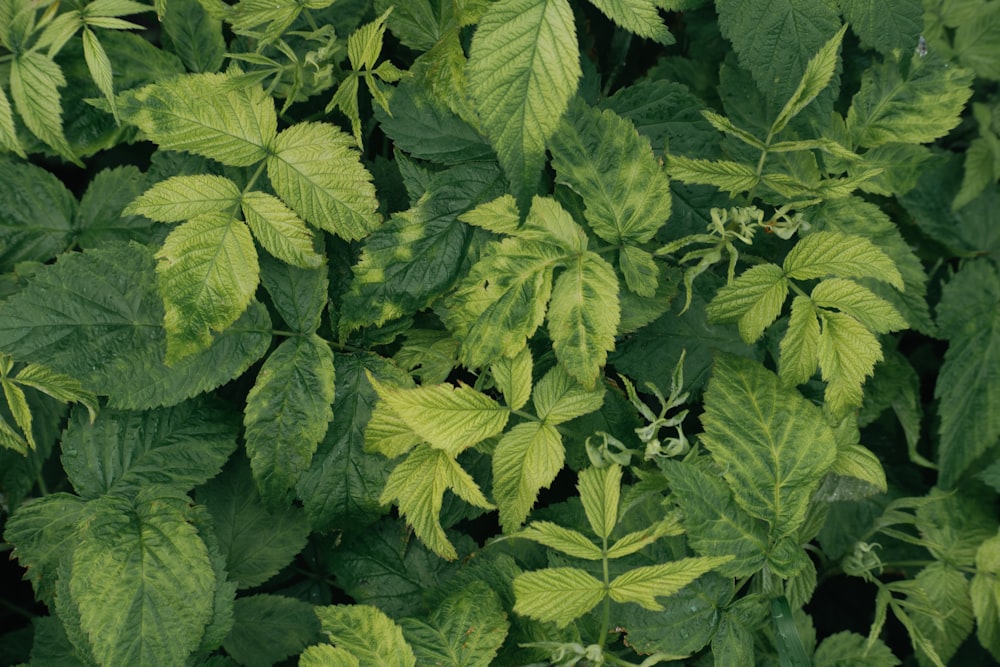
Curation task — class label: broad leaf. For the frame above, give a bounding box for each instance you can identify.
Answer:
[244,334,335,505]
[258,253,328,334]
[578,464,621,541]
[314,604,416,667]
[700,354,837,538]
[493,422,564,531]
[0,158,76,271]
[549,100,671,244]
[466,0,580,200]
[813,631,900,667]
[608,556,733,610]
[811,278,908,334]
[10,52,78,164]
[839,0,921,55]
[706,263,789,343]
[587,0,672,44]
[817,309,883,416]
[909,563,975,666]
[532,364,606,425]
[517,521,603,560]
[512,567,604,627]
[971,535,1000,661]
[784,231,904,289]
[241,191,323,269]
[491,346,533,411]
[779,296,820,386]
[124,174,241,223]
[160,0,226,73]
[300,645,359,667]
[75,166,157,249]
[619,245,660,297]
[223,595,321,667]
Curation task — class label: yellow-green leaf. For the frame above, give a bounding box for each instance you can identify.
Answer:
[784,231,904,290]
[517,521,603,560]
[779,295,820,386]
[817,310,883,416]
[608,556,733,610]
[10,52,79,165]
[241,191,322,269]
[491,346,532,411]
[578,464,621,540]
[706,263,789,343]
[493,421,563,531]
[512,567,604,627]
[124,175,241,222]
[531,364,605,425]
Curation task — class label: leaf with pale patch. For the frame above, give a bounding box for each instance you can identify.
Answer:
[619,245,660,297]
[493,421,563,531]
[706,263,789,343]
[124,175,241,222]
[512,567,604,627]
[587,0,672,44]
[779,296,820,387]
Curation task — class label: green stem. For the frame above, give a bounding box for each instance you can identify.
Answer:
[243,161,269,193]
[599,535,611,651]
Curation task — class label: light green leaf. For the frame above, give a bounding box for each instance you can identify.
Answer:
[466,0,580,200]
[578,464,620,540]
[114,72,276,166]
[811,278,907,334]
[531,364,606,425]
[840,0,921,55]
[517,521,603,560]
[347,7,392,70]
[971,534,1000,661]
[124,175,242,222]
[772,24,847,137]
[910,563,975,666]
[604,517,684,560]
[779,296,820,387]
[300,645,360,667]
[458,194,521,235]
[70,489,216,667]
[491,346,533,411]
[934,262,1000,488]
[2,379,33,449]
[10,51,79,165]
[493,421,564,531]
[365,399,424,459]
[587,0,672,43]
[817,310,883,416]
[82,28,118,123]
[314,604,416,667]
[706,263,789,343]
[14,364,99,423]
[0,85,24,157]
[608,556,733,610]
[241,191,323,269]
[223,595,321,667]
[548,252,620,388]
[666,155,758,194]
[700,354,837,538]
[784,231,904,290]
[619,245,660,297]
[847,51,973,148]
[400,581,509,667]
[829,444,887,494]
[380,444,493,560]
[516,194,588,252]
[156,213,259,363]
[266,121,381,241]
[244,335,335,505]
[549,100,671,244]
[512,567,604,627]
[369,377,509,456]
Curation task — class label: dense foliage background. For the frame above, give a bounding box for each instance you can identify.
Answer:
[1,0,1000,665]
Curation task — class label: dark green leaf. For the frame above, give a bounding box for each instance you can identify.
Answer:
[840,0,921,55]
[161,0,226,73]
[222,595,322,667]
[259,252,328,334]
[0,158,76,271]
[75,166,159,248]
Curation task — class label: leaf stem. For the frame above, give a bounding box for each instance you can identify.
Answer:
[599,534,611,651]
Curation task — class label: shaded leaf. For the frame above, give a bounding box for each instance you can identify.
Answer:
[223,595,322,667]
[0,158,76,271]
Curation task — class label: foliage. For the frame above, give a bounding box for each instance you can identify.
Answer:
[0,0,998,665]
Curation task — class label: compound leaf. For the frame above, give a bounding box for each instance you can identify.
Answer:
[314,604,415,667]
[587,0,672,44]
[578,463,621,541]
[811,278,907,334]
[517,521,603,560]
[608,556,733,610]
[817,309,883,417]
[124,174,242,223]
[706,263,789,343]
[531,364,605,425]
[784,231,904,290]
[512,567,604,628]
[10,51,79,165]
[240,191,323,269]
[493,421,564,531]
[779,295,820,387]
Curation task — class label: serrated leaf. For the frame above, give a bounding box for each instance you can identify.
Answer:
[531,364,605,425]
[10,51,79,165]
[458,195,520,235]
[314,604,416,667]
[934,261,1000,488]
[493,421,563,531]
[244,334,335,505]
[266,122,381,241]
[784,231,904,290]
[587,0,672,43]
[840,0,921,55]
[666,155,759,194]
[549,100,671,244]
[954,3,1000,80]
[847,51,973,148]
[829,444,887,493]
[700,354,837,538]
[365,399,424,459]
[548,252,620,388]
[115,72,275,166]
[0,85,24,157]
[517,521,603,559]
[223,595,321,667]
[300,645,360,667]
[60,399,236,499]
[2,378,33,449]
[910,563,975,666]
[971,535,1000,661]
[347,7,392,70]
[608,556,732,610]
[75,166,157,248]
[491,346,533,411]
[241,191,322,269]
[199,456,311,589]
[370,377,508,456]
[82,28,118,123]
[70,489,216,667]
[706,263,789,343]
[124,175,242,222]
[381,444,493,560]
[258,253,327,335]
[779,296,820,386]
[618,245,660,297]
[817,310,883,416]
[13,364,98,424]
[811,278,907,334]
[772,24,847,136]
[157,213,259,363]
[160,0,225,73]
[577,464,620,540]
[814,631,899,667]
[512,567,604,627]
[466,0,580,201]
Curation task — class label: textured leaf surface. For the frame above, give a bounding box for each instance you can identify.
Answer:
[266,121,380,241]
[0,159,76,271]
[517,521,602,560]
[811,278,907,334]
[259,254,328,334]
[587,0,672,43]
[910,563,974,666]
[160,0,226,72]
[578,464,621,540]
[493,422,564,531]
[466,0,580,200]
[666,155,758,194]
[10,52,78,163]
[0,86,22,158]
[300,645,360,667]
[934,262,1000,488]
[839,0,921,55]
[314,604,416,667]
[608,556,732,610]
[707,263,789,343]
[772,24,846,135]
[779,296,820,386]
[700,354,837,538]
[512,567,604,627]
[70,490,215,667]
[817,309,883,416]
[549,101,671,244]
[124,175,241,223]
[241,191,323,268]
[532,364,606,425]
[244,334,335,505]
[223,595,321,667]
[971,535,1000,661]
[157,213,259,362]
[115,72,275,166]
[784,231,903,289]
[813,631,900,667]
[491,346,533,411]
[75,166,157,249]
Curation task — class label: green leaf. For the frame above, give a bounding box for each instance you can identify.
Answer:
[240,191,323,269]
[839,0,921,55]
[914,489,996,567]
[157,213,259,363]
[706,263,789,343]
[259,253,328,334]
[124,175,242,222]
[70,489,216,667]
[549,100,671,244]
[971,534,1000,661]
[314,604,416,667]
[814,631,899,666]
[458,194,520,235]
[954,3,1000,80]
[619,245,660,297]
[666,155,758,194]
[817,309,883,416]
[827,443,887,494]
[784,231,904,290]
[587,0,672,44]
[161,0,226,73]
[548,252,620,388]
[244,334,335,505]
[380,444,493,560]
[493,421,563,531]
[771,24,847,137]
[223,595,322,667]
[779,296,820,386]
[14,364,98,424]
[81,28,118,123]
[846,51,973,148]
[0,158,76,271]
[300,645,360,667]
[376,0,455,51]
[532,364,606,425]
[811,278,908,334]
[2,378,33,449]
[10,52,80,165]
[114,72,276,166]
[577,464,621,540]
[512,567,604,627]
[491,346,533,411]
[266,121,381,241]
[75,166,157,248]
[700,354,837,538]
[608,556,733,610]
[0,86,24,158]
[909,563,975,666]
[517,521,603,559]
[466,0,580,201]
[199,456,311,589]
[935,261,1000,488]
[660,460,768,578]
[60,399,236,499]
[399,582,509,667]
